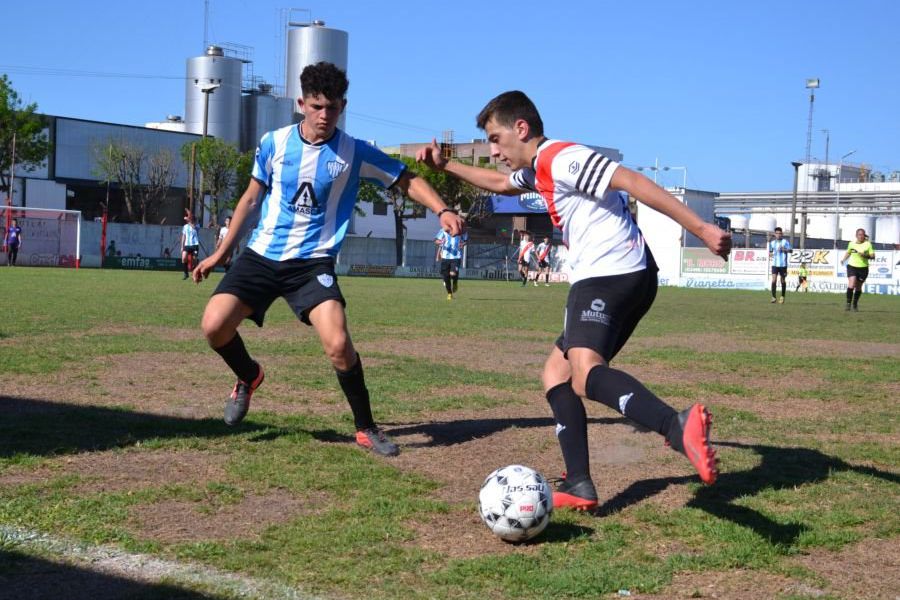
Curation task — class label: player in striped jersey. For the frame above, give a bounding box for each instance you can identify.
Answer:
[435,229,467,300]
[180,211,200,280]
[193,62,464,456]
[516,232,535,286]
[535,235,552,286]
[767,227,792,303]
[418,91,730,509]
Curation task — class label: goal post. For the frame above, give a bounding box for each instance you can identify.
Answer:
[1,205,82,268]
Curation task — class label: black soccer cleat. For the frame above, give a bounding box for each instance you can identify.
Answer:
[224,363,264,426]
[552,475,598,511]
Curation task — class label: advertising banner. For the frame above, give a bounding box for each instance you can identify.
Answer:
[837,251,894,282]
[104,257,182,270]
[730,249,768,275]
[788,249,838,279]
[348,264,397,277]
[681,248,729,274]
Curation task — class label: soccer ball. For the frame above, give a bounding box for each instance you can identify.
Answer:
[478,464,553,543]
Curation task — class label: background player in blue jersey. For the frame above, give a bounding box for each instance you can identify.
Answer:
[181,211,200,280]
[193,62,463,456]
[435,229,467,300]
[768,226,792,303]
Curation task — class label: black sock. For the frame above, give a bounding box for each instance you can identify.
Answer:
[771,282,776,298]
[335,354,375,431]
[213,333,259,383]
[846,288,853,303]
[443,274,452,293]
[451,274,458,288]
[546,381,590,482]
[183,261,189,275]
[853,289,862,306]
[585,365,678,443]
[781,280,786,297]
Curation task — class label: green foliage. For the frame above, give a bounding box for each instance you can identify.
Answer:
[0,74,52,194]
[93,140,176,223]
[180,138,242,226]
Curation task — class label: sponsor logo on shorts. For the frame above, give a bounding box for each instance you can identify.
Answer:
[618,392,633,414]
[581,298,610,325]
[317,273,334,287]
[555,423,566,437]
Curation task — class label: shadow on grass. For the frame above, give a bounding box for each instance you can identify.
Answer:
[0,549,225,600]
[595,441,900,547]
[0,396,270,459]
[375,416,627,448]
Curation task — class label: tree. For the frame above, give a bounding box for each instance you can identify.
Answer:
[93,139,145,223]
[234,149,255,204]
[181,137,241,227]
[144,148,176,223]
[0,75,52,200]
[358,156,484,265]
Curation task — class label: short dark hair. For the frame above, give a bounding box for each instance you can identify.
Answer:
[774,227,782,233]
[300,62,349,102]
[476,91,544,136]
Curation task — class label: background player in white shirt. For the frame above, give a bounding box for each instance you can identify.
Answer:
[516,231,535,286]
[418,90,730,509]
[535,235,552,286]
[194,63,463,456]
[215,216,234,272]
[180,211,200,280]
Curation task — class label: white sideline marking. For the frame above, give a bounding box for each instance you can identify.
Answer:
[0,525,321,600]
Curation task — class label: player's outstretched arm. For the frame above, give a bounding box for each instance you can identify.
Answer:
[612,166,732,259]
[416,138,518,194]
[192,179,265,283]
[396,171,465,236]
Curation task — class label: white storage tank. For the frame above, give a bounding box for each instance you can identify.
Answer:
[185,46,243,145]
[839,215,876,241]
[874,216,900,245]
[806,214,838,240]
[240,84,295,152]
[748,213,777,232]
[727,214,749,230]
[285,20,349,127]
[774,212,794,232]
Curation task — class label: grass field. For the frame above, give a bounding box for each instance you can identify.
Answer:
[1,267,898,600]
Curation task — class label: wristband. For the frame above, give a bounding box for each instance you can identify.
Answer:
[437,208,457,217]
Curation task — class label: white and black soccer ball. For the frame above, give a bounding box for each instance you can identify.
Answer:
[478,464,552,543]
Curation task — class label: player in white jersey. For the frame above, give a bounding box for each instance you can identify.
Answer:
[535,235,552,286]
[215,216,234,272]
[193,63,464,456]
[516,232,535,286]
[180,211,200,280]
[418,90,730,509]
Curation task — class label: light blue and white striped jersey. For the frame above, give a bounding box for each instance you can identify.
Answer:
[768,238,792,267]
[248,124,406,260]
[435,230,467,260]
[182,223,199,246]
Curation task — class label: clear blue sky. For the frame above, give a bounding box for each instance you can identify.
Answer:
[3,0,898,192]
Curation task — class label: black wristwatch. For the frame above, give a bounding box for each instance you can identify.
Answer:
[437,208,457,217]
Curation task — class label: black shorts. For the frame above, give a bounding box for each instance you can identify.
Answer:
[213,249,345,327]
[518,259,530,268]
[555,264,658,362]
[771,266,787,276]
[440,258,461,276]
[184,245,199,255]
[846,265,869,281]
[798,276,807,283]
[538,260,550,269]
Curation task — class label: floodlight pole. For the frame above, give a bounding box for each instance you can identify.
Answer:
[833,149,857,249]
[789,161,802,247]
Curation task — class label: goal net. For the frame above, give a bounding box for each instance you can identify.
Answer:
[2,205,82,268]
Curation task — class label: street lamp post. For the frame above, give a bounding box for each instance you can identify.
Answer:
[833,150,857,248]
[635,159,688,189]
[789,161,802,247]
[194,82,220,223]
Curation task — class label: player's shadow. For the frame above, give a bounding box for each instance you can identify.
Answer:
[0,549,227,600]
[593,441,900,547]
[378,416,627,448]
[0,396,271,458]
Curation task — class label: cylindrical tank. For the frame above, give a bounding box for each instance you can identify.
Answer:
[774,212,793,232]
[806,214,838,240]
[748,213,777,232]
[727,214,749,230]
[185,46,242,145]
[240,87,297,151]
[839,215,876,241]
[285,21,349,127]
[874,216,900,245]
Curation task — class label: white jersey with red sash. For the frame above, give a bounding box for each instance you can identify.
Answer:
[509,140,646,284]
[518,239,535,263]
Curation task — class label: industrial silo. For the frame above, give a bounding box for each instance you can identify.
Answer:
[185,45,242,145]
[240,83,295,152]
[748,213,777,233]
[874,215,899,245]
[727,214,749,231]
[285,20,349,127]
[839,214,876,241]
